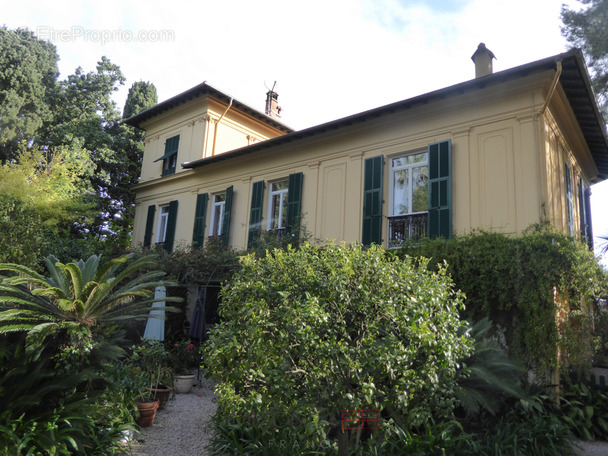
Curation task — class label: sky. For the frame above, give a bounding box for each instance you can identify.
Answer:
[3,0,607,260]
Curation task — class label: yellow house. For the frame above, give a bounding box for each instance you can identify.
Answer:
[126,46,608,255]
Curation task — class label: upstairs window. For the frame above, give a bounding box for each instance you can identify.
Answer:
[154,135,180,177]
[267,179,289,231]
[388,152,429,247]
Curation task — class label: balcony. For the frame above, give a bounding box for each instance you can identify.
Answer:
[388,212,428,248]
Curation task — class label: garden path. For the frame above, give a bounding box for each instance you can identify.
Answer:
[126,378,216,456]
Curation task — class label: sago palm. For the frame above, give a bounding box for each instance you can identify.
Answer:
[0,253,179,348]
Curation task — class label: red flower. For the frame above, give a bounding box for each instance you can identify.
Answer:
[187,343,195,350]
[174,343,178,347]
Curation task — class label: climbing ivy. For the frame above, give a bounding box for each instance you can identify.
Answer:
[398,225,608,373]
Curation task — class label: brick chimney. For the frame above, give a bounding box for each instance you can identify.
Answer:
[265,87,282,118]
[471,43,496,78]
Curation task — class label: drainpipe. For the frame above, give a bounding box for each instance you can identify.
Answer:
[540,60,563,116]
[211,97,233,156]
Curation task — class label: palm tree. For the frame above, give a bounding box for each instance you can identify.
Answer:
[598,235,608,255]
[0,253,179,350]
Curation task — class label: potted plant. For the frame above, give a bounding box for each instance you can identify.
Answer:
[130,341,172,410]
[169,339,200,393]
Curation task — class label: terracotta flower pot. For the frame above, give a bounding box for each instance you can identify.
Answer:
[173,374,196,394]
[136,400,159,427]
[147,385,172,409]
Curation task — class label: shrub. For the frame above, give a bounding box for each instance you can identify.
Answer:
[558,382,608,440]
[478,392,575,456]
[205,243,473,455]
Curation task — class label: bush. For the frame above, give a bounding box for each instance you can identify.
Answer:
[478,391,575,456]
[0,336,131,455]
[558,382,608,441]
[205,243,473,455]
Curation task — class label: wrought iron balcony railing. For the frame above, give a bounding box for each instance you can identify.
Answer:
[388,212,428,248]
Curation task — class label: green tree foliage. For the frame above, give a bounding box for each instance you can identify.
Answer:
[399,228,608,373]
[45,57,127,239]
[0,27,59,162]
[0,26,158,249]
[561,0,608,117]
[108,82,158,248]
[205,243,473,455]
[122,80,157,119]
[0,144,95,233]
[0,336,130,455]
[0,196,47,267]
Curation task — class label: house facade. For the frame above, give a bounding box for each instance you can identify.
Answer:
[126,47,608,255]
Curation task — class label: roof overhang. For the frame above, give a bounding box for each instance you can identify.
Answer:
[181,49,608,183]
[123,81,293,134]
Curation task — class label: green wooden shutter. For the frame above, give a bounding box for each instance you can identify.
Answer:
[286,172,303,232]
[164,200,179,252]
[160,135,180,176]
[565,163,574,236]
[221,186,233,246]
[248,181,265,249]
[583,184,594,250]
[428,139,452,239]
[362,156,383,246]
[192,193,208,249]
[154,136,179,162]
[143,205,156,248]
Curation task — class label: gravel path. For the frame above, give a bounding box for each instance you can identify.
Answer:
[124,378,217,456]
[573,440,608,455]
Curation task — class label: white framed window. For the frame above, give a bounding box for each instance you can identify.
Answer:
[156,205,170,243]
[388,152,429,246]
[266,179,288,230]
[209,192,226,237]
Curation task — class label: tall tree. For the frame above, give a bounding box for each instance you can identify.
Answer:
[0,27,157,251]
[122,81,157,120]
[107,82,157,249]
[44,57,130,243]
[562,0,608,117]
[0,27,59,162]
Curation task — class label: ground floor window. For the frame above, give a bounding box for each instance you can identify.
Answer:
[209,192,226,237]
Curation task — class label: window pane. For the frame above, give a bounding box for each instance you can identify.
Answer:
[392,157,409,168]
[213,204,223,235]
[393,169,410,215]
[157,206,169,242]
[411,153,426,164]
[412,165,429,213]
[280,193,287,228]
[273,180,288,191]
[211,193,226,236]
[271,194,281,229]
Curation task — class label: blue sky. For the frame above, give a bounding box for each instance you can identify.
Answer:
[3,0,607,260]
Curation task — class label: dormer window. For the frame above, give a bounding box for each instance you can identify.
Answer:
[154,135,180,177]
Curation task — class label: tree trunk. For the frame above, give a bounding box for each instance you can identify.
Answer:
[338,429,349,456]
